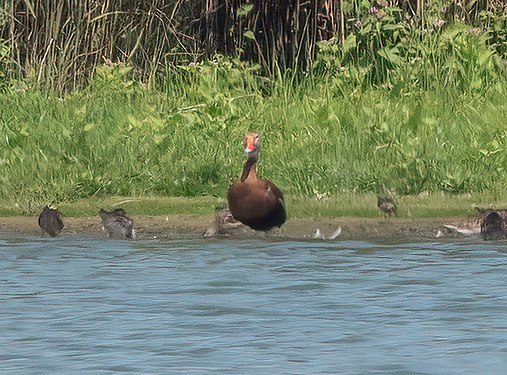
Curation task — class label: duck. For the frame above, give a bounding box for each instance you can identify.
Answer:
[227,132,286,231]
[202,208,246,237]
[479,209,507,240]
[38,206,64,237]
[377,193,397,218]
[99,208,135,240]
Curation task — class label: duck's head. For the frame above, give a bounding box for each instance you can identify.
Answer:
[244,132,260,160]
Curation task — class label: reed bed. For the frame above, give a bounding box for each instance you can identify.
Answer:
[1,1,505,92]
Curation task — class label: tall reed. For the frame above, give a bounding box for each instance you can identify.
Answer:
[1,1,505,93]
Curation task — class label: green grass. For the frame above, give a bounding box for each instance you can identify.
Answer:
[0,29,506,213]
[0,196,218,217]
[2,192,507,220]
[288,191,507,219]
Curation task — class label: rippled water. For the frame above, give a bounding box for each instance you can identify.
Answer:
[1,235,507,374]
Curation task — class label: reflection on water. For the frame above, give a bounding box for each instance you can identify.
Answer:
[1,235,507,374]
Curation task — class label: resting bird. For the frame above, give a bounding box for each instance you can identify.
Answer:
[38,206,64,237]
[202,208,246,237]
[480,210,507,240]
[377,194,397,217]
[99,208,135,240]
[227,132,286,231]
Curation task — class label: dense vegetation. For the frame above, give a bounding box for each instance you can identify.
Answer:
[0,1,506,214]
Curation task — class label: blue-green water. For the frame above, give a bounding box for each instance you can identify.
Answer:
[1,235,507,374]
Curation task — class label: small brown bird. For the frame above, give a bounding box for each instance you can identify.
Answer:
[377,194,397,217]
[227,132,286,231]
[479,208,507,240]
[38,206,64,237]
[99,208,135,240]
[202,208,246,237]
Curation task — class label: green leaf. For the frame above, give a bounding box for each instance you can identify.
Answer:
[377,46,403,65]
[244,30,255,41]
[127,114,140,128]
[343,34,356,54]
[407,102,421,134]
[383,24,403,31]
[83,123,95,132]
[237,4,253,17]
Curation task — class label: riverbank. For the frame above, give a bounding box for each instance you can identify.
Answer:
[0,214,483,242]
[0,194,498,241]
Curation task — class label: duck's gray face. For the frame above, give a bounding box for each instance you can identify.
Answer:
[244,132,260,159]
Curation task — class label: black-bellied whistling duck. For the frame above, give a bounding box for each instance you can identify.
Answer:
[227,132,286,231]
[38,206,64,237]
[99,208,136,240]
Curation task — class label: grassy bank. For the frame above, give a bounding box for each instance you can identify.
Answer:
[0,192,506,221]
[0,18,506,213]
[1,62,506,209]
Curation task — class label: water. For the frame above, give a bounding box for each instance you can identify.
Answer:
[1,235,507,374]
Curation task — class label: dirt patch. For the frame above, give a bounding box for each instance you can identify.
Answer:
[0,214,482,241]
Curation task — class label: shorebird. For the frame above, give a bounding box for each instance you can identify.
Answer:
[202,208,246,237]
[377,194,397,218]
[478,208,507,240]
[38,206,64,237]
[99,208,135,239]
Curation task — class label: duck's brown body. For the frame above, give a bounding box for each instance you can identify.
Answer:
[227,133,286,231]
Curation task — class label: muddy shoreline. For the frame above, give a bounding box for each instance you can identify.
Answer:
[0,214,483,241]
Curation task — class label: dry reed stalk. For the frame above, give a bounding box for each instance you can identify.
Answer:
[1,0,503,92]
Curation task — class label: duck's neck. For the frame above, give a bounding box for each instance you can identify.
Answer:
[240,155,257,182]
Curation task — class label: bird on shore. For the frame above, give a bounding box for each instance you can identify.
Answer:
[227,132,286,231]
[99,208,135,240]
[479,209,507,240]
[313,226,342,240]
[202,208,246,237]
[38,206,64,237]
[435,224,478,237]
[377,193,397,218]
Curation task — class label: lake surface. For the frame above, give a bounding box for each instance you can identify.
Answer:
[1,235,507,374]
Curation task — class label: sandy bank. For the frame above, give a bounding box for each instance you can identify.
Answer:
[0,214,483,242]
